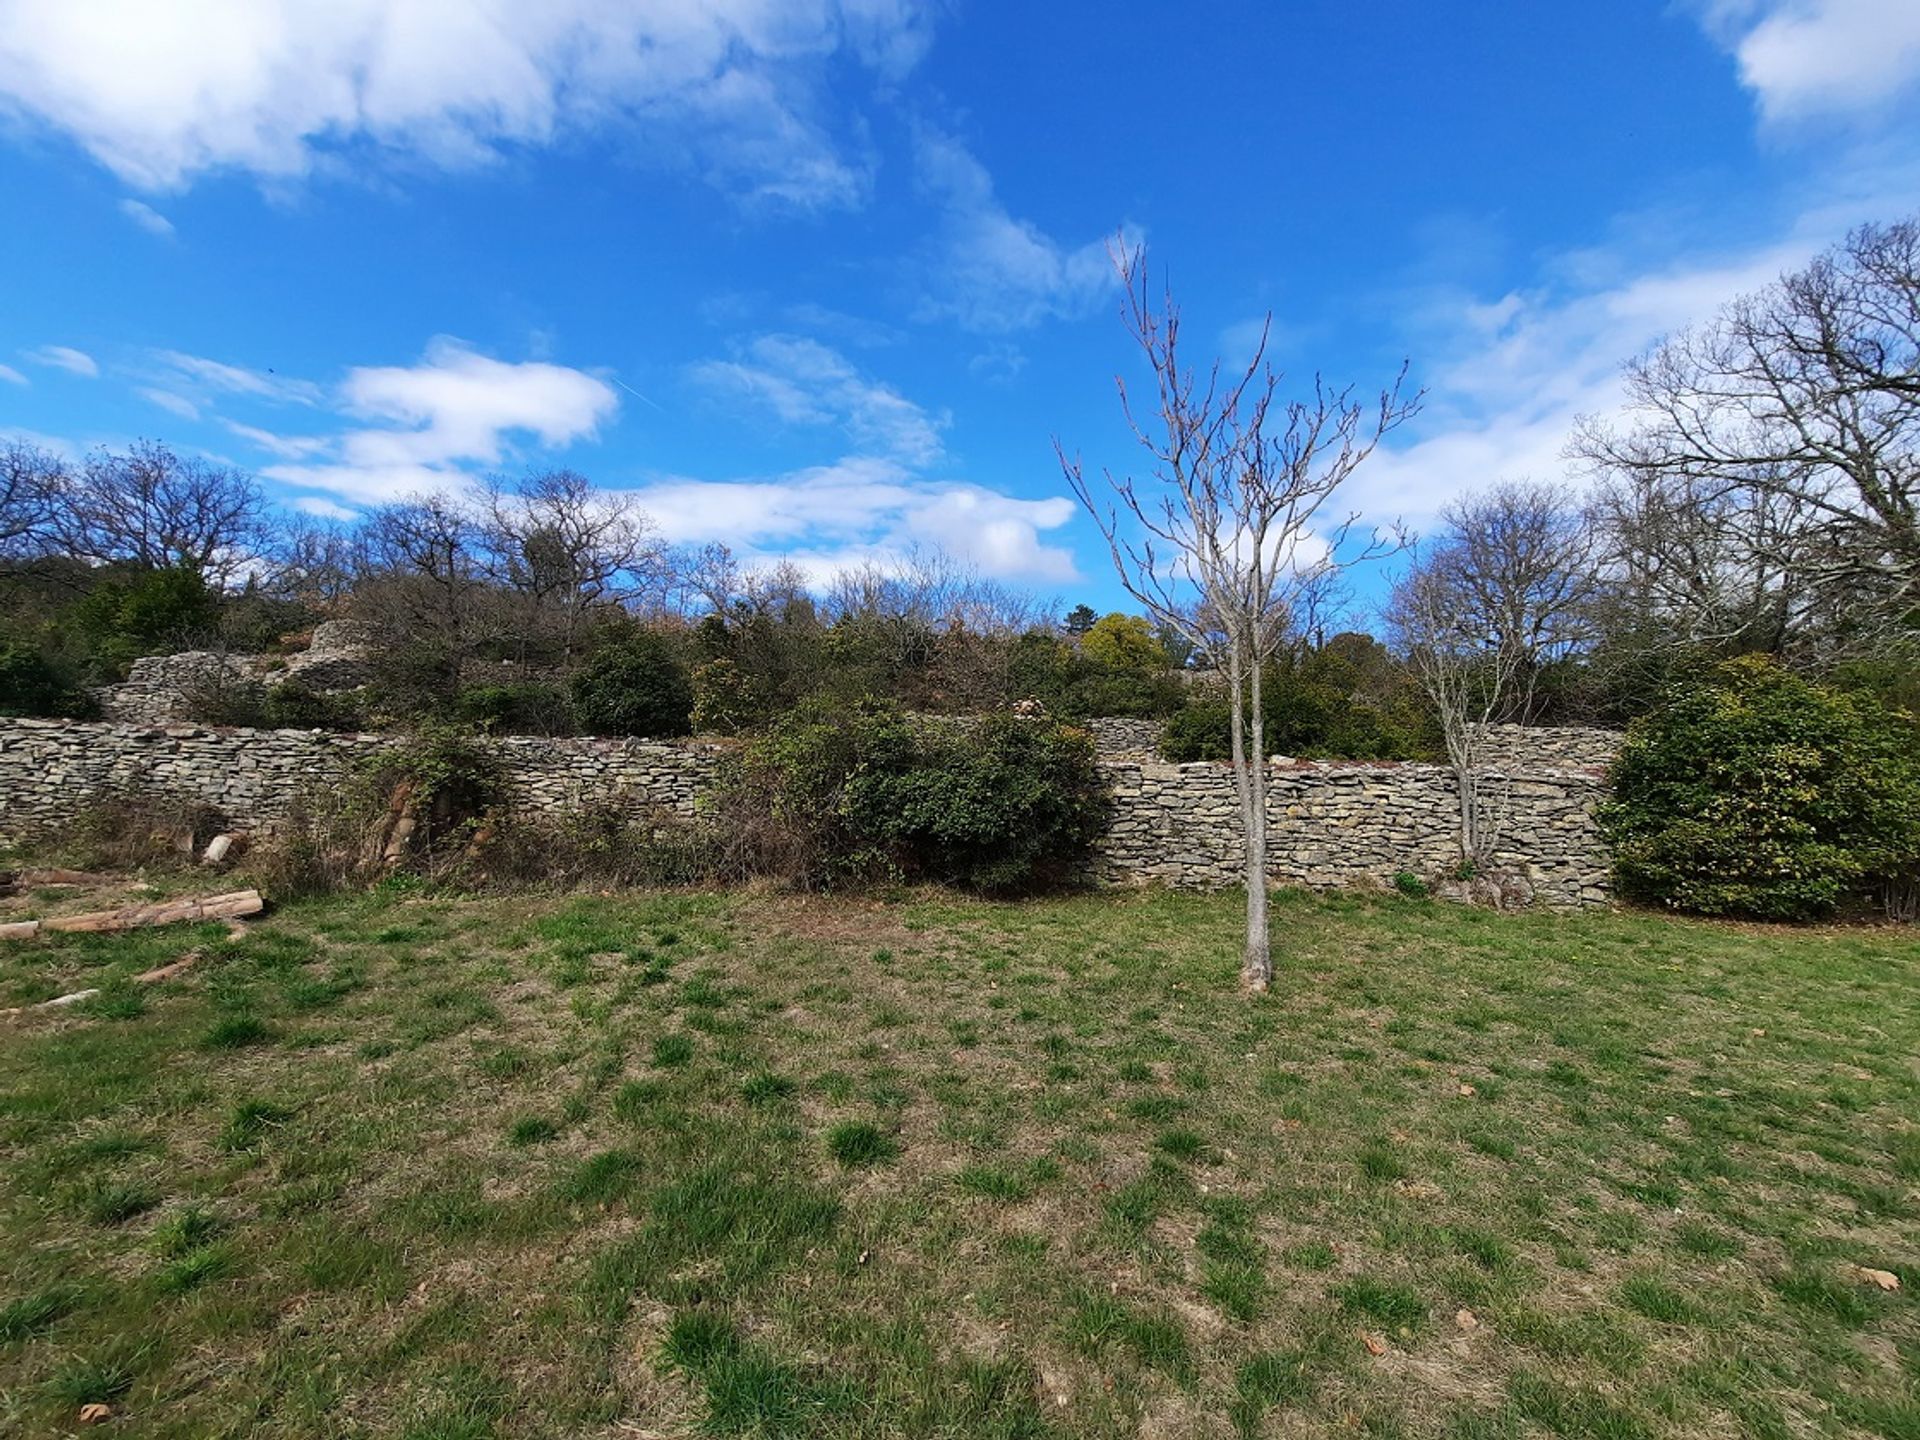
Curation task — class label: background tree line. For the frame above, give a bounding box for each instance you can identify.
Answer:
[4,217,1917,919]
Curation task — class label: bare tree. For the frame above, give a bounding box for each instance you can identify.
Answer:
[478,469,662,666]
[1059,242,1418,991]
[0,440,68,562]
[1573,217,1920,646]
[1581,462,1864,699]
[352,493,491,703]
[1387,482,1596,868]
[262,516,361,610]
[56,440,266,583]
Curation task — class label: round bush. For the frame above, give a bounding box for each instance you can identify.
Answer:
[571,628,693,738]
[1600,656,1920,919]
[723,704,1109,894]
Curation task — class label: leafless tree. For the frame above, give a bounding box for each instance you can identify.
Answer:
[1387,483,1596,867]
[261,516,361,610]
[1060,241,1418,991]
[1573,217,1920,649]
[352,493,492,701]
[478,469,663,666]
[55,440,267,584]
[0,440,68,562]
[1581,462,1866,691]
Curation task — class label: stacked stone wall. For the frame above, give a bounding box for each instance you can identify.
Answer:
[0,718,1619,907]
[1099,758,1609,907]
[0,720,720,836]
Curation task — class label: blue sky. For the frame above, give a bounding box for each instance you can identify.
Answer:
[2,0,1918,614]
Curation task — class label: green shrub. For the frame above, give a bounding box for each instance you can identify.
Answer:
[572,626,693,737]
[720,703,1109,894]
[454,681,575,736]
[70,565,218,671]
[0,639,95,718]
[690,656,761,735]
[1601,656,1920,920]
[1160,638,1435,762]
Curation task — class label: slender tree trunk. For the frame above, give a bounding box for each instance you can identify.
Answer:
[1243,643,1271,992]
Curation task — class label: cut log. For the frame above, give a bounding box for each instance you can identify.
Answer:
[132,950,204,984]
[18,868,117,887]
[0,890,263,940]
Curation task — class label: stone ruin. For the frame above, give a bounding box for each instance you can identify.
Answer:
[91,621,375,725]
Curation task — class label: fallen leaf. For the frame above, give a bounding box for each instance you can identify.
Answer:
[79,1404,113,1425]
[1455,1309,1479,1331]
[1457,1083,1476,1097]
[1358,1329,1387,1356]
[1850,1265,1900,1292]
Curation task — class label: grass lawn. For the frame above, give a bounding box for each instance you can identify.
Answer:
[0,884,1916,1438]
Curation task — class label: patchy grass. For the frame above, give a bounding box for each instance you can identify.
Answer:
[0,885,1915,1437]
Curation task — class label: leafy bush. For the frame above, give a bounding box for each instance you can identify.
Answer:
[690,657,761,735]
[1006,630,1185,721]
[454,681,575,736]
[0,639,95,718]
[1601,656,1920,919]
[572,626,693,737]
[718,703,1109,894]
[183,676,367,731]
[1160,637,1435,762]
[70,565,218,672]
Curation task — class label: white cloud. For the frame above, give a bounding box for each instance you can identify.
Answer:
[0,0,933,208]
[1347,208,1885,531]
[1694,0,1920,120]
[0,363,25,385]
[137,386,200,420]
[289,495,359,521]
[913,126,1135,332]
[263,337,619,504]
[691,334,947,466]
[24,344,97,377]
[679,333,1073,578]
[222,419,330,459]
[118,197,174,236]
[154,350,323,405]
[625,455,1079,582]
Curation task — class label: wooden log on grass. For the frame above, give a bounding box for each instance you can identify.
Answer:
[0,890,263,940]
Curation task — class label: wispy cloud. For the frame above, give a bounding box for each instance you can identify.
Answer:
[691,334,948,467]
[1349,189,1912,531]
[288,496,359,522]
[23,345,98,377]
[1691,0,1920,121]
[0,0,936,210]
[0,363,25,385]
[136,386,199,420]
[911,125,1136,333]
[118,197,174,236]
[153,351,322,406]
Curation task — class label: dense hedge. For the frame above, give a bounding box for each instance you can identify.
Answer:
[1601,657,1920,920]
[719,703,1109,894]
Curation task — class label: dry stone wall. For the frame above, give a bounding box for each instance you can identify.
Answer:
[0,719,720,836]
[1099,759,1610,907]
[0,717,1621,907]
[1083,717,1163,763]
[1469,723,1620,773]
